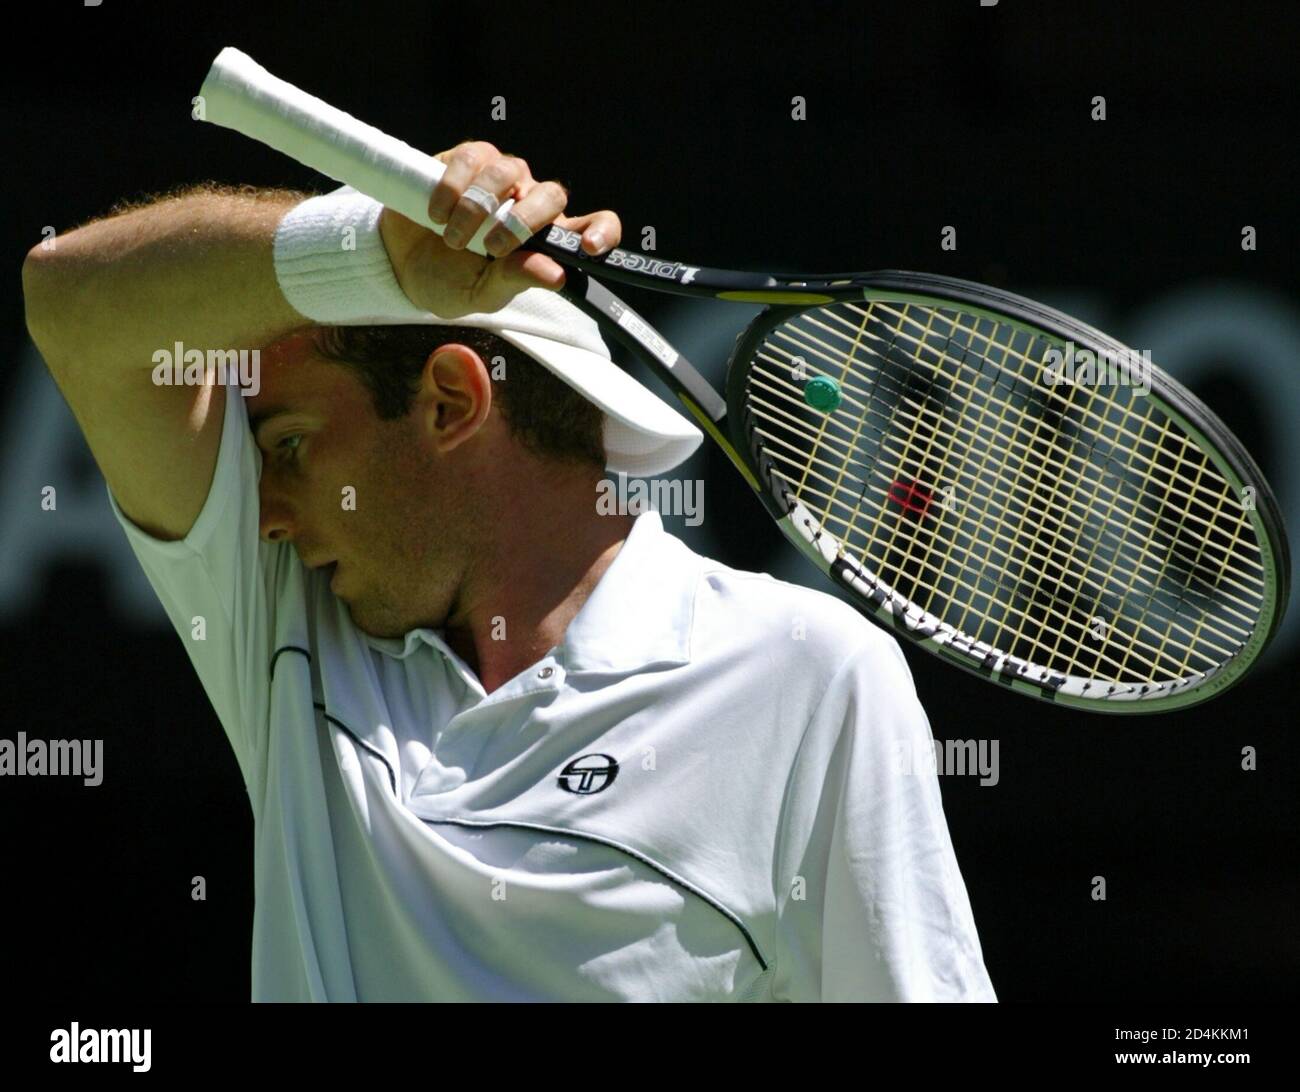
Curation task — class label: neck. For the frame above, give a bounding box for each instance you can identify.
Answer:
[442,475,636,694]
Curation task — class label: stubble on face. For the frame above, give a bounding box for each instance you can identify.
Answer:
[255,335,490,641]
[334,404,476,639]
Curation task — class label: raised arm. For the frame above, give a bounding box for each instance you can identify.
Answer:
[20,184,310,541]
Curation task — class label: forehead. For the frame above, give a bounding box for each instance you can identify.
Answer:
[247,331,356,414]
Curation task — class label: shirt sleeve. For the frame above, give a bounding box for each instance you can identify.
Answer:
[773,628,997,1002]
[103,379,278,800]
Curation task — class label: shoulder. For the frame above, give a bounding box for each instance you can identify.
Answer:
[680,535,909,689]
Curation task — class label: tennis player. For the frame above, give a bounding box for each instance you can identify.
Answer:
[22,141,996,1002]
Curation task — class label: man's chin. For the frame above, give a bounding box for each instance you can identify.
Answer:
[344,598,409,640]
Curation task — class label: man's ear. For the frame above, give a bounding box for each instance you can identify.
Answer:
[420,343,493,454]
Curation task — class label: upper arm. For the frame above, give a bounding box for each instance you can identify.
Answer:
[22,248,284,797]
[773,630,997,1002]
[24,249,230,542]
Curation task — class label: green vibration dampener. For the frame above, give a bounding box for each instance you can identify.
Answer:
[803,375,842,412]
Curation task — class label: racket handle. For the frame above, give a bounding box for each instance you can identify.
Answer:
[197,47,513,256]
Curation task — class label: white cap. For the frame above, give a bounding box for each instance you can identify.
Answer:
[272,185,703,477]
[409,287,704,478]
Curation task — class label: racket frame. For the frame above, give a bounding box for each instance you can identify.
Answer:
[720,272,1290,713]
[524,228,1291,713]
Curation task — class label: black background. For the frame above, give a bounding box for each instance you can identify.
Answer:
[1,0,1296,1004]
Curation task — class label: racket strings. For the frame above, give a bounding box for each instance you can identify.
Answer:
[845,304,1264,607]
[863,300,1227,501]
[755,407,1240,681]
[780,306,1258,676]
[749,357,1261,622]
[780,301,1259,562]
[768,301,1262,596]
[741,299,1267,685]
[757,441,1239,678]
[780,305,1258,681]
[756,349,1258,647]
[754,332,1268,613]
[753,413,1246,676]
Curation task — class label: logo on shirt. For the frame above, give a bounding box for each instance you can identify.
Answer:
[557,754,619,795]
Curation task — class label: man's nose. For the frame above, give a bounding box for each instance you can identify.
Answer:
[258,474,295,544]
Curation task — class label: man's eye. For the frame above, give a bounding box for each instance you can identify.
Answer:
[277,434,303,460]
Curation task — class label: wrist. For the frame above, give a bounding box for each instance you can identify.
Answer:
[272,185,429,324]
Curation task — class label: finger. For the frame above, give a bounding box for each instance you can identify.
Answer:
[429,141,499,224]
[487,248,567,296]
[554,209,623,256]
[443,155,531,251]
[481,179,570,257]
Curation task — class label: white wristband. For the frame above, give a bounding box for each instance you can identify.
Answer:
[272,184,431,324]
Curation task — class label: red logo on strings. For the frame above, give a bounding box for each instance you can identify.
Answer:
[887,478,934,519]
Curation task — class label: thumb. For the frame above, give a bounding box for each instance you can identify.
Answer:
[481,249,567,304]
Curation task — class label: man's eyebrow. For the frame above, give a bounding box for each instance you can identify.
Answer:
[248,406,294,440]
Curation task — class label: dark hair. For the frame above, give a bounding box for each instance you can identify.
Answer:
[309,324,606,468]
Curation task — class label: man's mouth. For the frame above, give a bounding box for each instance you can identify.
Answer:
[302,555,342,593]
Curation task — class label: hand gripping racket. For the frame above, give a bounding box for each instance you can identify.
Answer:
[196,47,1290,714]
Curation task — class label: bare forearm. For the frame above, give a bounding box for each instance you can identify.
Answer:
[22,183,314,369]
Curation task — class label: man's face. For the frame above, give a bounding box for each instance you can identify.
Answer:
[247,332,471,638]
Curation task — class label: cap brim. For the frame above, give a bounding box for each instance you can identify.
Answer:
[499,329,704,477]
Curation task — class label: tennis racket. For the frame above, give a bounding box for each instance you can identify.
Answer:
[196,47,1289,714]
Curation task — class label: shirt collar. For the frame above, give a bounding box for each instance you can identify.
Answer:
[361,510,700,675]
[558,509,699,674]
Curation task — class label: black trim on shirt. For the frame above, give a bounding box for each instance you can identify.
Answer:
[270,645,400,796]
[418,815,770,972]
[271,645,769,973]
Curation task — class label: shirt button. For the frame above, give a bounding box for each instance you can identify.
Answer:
[538,666,554,679]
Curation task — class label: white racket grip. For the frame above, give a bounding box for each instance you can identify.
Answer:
[197,47,514,257]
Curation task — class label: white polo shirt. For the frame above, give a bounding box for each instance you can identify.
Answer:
[106,379,997,1002]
